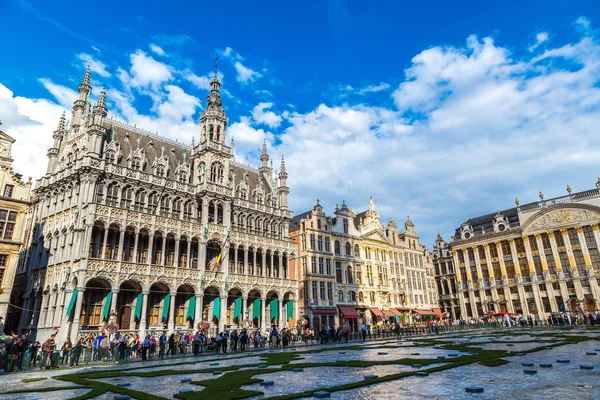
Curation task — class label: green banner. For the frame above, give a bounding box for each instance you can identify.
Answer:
[101,291,113,322]
[252,298,261,320]
[270,298,278,321]
[134,292,143,321]
[65,289,78,317]
[161,293,171,322]
[287,299,294,320]
[233,297,242,320]
[212,296,221,320]
[186,295,196,322]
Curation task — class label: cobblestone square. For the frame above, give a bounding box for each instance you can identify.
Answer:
[1,327,598,399]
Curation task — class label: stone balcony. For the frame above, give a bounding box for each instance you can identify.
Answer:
[81,259,298,291]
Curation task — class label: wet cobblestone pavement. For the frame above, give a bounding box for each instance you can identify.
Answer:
[0,327,598,399]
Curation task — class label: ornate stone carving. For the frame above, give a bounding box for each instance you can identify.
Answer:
[526,208,600,233]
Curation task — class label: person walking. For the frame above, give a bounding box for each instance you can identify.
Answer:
[167,334,175,356]
[70,336,83,367]
[360,323,367,341]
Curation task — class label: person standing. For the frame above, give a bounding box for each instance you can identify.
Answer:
[142,335,150,361]
[166,333,175,356]
[61,337,72,365]
[360,323,367,341]
[159,333,166,358]
[70,336,83,367]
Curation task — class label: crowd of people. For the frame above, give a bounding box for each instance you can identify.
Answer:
[1,311,599,372]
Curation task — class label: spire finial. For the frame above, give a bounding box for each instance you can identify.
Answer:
[260,139,269,168]
[515,197,520,207]
[280,156,286,172]
[214,53,219,77]
[539,190,544,201]
[56,111,66,132]
[566,184,572,194]
[83,65,91,86]
[97,86,107,109]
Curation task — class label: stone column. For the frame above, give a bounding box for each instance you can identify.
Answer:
[167,292,176,334]
[242,296,248,325]
[161,236,167,266]
[560,229,576,271]
[243,247,248,275]
[132,231,139,263]
[187,241,192,268]
[201,199,209,225]
[68,288,85,339]
[576,226,593,268]
[118,229,125,262]
[219,294,227,332]
[194,294,202,330]
[548,231,570,308]
[253,251,257,276]
[233,244,238,274]
[461,250,478,318]
[278,299,283,329]
[278,254,283,279]
[101,228,109,260]
[139,291,149,338]
[260,296,266,330]
[147,234,154,266]
[110,289,118,319]
[262,252,267,277]
[174,237,180,267]
[199,238,207,272]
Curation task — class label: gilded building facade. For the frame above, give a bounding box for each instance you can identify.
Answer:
[16,68,297,342]
[290,197,439,330]
[0,127,32,333]
[432,233,459,320]
[449,183,600,320]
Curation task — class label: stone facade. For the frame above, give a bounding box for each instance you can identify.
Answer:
[0,126,32,333]
[432,233,459,320]
[444,183,600,320]
[289,197,439,330]
[15,69,297,342]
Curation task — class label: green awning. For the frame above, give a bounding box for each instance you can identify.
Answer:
[65,289,78,317]
[212,296,221,320]
[101,291,113,322]
[286,299,294,320]
[161,293,171,322]
[233,297,242,320]
[252,298,261,320]
[134,292,143,322]
[270,298,278,321]
[186,295,196,322]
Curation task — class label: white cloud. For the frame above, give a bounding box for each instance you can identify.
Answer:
[358,82,391,94]
[154,84,200,122]
[129,50,172,88]
[0,82,64,185]
[234,61,262,84]
[38,78,78,108]
[77,53,111,77]
[150,44,165,56]
[251,102,282,128]
[528,32,549,52]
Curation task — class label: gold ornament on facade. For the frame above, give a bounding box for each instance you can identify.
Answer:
[483,244,489,249]
[518,252,527,259]
[515,197,520,206]
[491,257,499,263]
[575,226,583,233]
[480,259,487,264]
[560,228,568,235]
[566,184,572,194]
[531,250,540,256]
[548,231,555,238]
[557,246,566,253]
[539,191,544,200]
[572,244,581,251]
[534,233,541,239]
[508,238,515,243]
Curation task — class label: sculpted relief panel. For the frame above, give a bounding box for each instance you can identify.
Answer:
[524,207,600,233]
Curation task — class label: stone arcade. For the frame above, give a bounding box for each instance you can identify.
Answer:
[14,68,297,342]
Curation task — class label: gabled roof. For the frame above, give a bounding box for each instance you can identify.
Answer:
[289,210,312,231]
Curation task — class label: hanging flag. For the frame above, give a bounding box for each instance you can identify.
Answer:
[213,228,231,270]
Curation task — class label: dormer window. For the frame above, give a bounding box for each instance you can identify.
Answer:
[156,165,166,177]
[343,219,349,233]
[240,189,247,200]
[131,158,142,171]
[257,194,263,205]
[178,171,187,183]
[106,151,116,164]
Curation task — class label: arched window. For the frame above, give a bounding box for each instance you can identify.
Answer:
[350,291,357,302]
[257,194,263,205]
[334,241,341,255]
[345,242,352,256]
[354,244,360,257]
[160,196,170,216]
[95,183,105,203]
[358,292,364,302]
[106,183,119,206]
[210,162,224,184]
[183,201,193,220]
[216,126,221,141]
[209,124,214,140]
[338,290,344,302]
[134,190,146,211]
[317,219,321,230]
[148,192,159,213]
[121,187,133,208]
[172,198,182,218]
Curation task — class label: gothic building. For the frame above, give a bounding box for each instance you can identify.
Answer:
[290,197,439,330]
[16,68,297,341]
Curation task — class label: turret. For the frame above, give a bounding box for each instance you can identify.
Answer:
[199,75,227,145]
[72,66,91,129]
[92,87,107,126]
[278,156,289,209]
[87,87,108,157]
[260,140,269,169]
[46,112,65,174]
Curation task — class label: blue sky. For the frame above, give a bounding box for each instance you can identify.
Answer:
[1,0,600,247]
